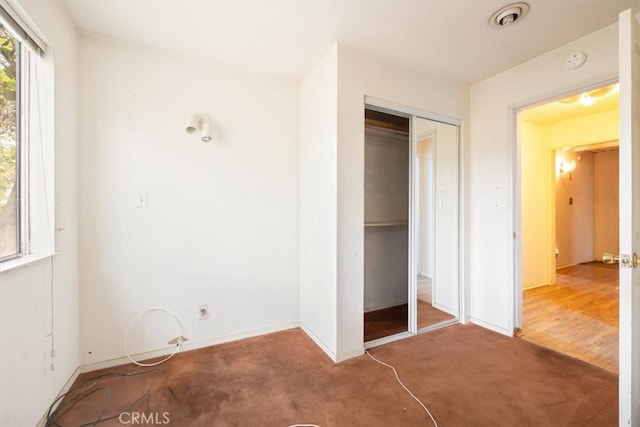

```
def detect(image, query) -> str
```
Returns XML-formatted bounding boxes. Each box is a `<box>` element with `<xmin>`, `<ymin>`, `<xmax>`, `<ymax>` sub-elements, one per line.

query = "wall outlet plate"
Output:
<box><xmin>198</xmin><ymin>304</ymin><xmax>209</xmax><ymax>320</ymax></box>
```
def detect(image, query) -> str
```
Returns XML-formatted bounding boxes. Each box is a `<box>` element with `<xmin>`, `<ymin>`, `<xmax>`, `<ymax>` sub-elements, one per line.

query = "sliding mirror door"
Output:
<box><xmin>363</xmin><ymin>101</ymin><xmax>461</xmax><ymax>346</ymax></box>
<box><xmin>413</xmin><ymin>117</ymin><xmax>460</xmax><ymax>331</ymax></box>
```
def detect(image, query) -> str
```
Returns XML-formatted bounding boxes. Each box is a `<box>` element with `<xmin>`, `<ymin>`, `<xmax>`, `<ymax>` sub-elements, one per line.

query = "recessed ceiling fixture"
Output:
<box><xmin>489</xmin><ymin>2</ymin><xmax>530</xmax><ymax>28</ymax></box>
<box><xmin>558</xmin><ymin>84</ymin><xmax>618</xmax><ymax>107</ymax></box>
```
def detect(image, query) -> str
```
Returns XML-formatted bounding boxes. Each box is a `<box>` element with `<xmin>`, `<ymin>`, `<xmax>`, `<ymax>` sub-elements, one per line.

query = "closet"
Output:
<box><xmin>363</xmin><ymin>109</ymin><xmax>410</xmax><ymax>342</ymax></box>
<box><xmin>363</xmin><ymin>102</ymin><xmax>461</xmax><ymax>345</ymax></box>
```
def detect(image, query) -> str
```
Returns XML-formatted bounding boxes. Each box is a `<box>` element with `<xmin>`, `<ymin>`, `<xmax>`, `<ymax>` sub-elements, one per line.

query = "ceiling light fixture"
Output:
<box><xmin>489</xmin><ymin>2</ymin><xmax>530</xmax><ymax>28</ymax></box>
<box><xmin>558</xmin><ymin>84</ymin><xmax>617</xmax><ymax>106</ymax></box>
<box><xmin>578</xmin><ymin>93</ymin><xmax>596</xmax><ymax>106</ymax></box>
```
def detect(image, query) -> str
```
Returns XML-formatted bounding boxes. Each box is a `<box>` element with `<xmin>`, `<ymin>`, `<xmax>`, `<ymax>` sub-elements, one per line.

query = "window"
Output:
<box><xmin>0</xmin><ymin>2</ymin><xmax>49</xmax><ymax>268</ymax></box>
<box><xmin>0</xmin><ymin>22</ymin><xmax>19</xmax><ymax>260</ymax></box>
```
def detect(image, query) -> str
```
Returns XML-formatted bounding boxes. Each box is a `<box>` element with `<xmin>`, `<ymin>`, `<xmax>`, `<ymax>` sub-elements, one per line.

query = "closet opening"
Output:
<box><xmin>363</xmin><ymin>100</ymin><xmax>461</xmax><ymax>347</ymax></box>
<box><xmin>363</xmin><ymin>109</ymin><xmax>411</xmax><ymax>342</ymax></box>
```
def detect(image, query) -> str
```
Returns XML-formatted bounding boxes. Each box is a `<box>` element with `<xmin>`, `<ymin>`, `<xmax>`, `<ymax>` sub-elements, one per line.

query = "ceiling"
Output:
<box><xmin>520</xmin><ymin>83</ymin><xmax>619</xmax><ymax>125</ymax></box>
<box><xmin>60</xmin><ymin>0</ymin><xmax>635</xmax><ymax>84</ymax></box>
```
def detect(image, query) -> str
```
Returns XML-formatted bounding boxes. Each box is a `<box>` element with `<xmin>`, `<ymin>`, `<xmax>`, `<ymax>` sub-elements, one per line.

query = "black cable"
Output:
<box><xmin>46</xmin><ymin>368</ymin><xmax>162</xmax><ymax>427</ymax></box>
<box><xmin>46</xmin><ymin>387</ymin><xmax>110</xmax><ymax>427</ymax></box>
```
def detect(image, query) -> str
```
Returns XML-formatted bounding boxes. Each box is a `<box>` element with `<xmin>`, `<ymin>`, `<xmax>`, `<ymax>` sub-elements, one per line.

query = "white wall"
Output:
<box><xmin>299</xmin><ymin>45</ymin><xmax>338</xmax><ymax>359</ymax></box>
<box><xmin>364</xmin><ymin>226</ymin><xmax>408</xmax><ymax>311</ymax></box>
<box><xmin>431</xmin><ymin>120</ymin><xmax>460</xmax><ymax>315</ymax></box>
<box><xmin>417</xmin><ymin>137</ymin><xmax>434</xmax><ymax>277</ymax></box>
<box><xmin>469</xmin><ymin>23</ymin><xmax>619</xmax><ymax>335</ymax></box>
<box><xmin>363</xmin><ymin>125</ymin><xmax>409</xmax><ymax>312</ymax></box>
<box><xmin>77</xmin><ymin>36</ymin><xmax>300</xmax><ymax>366</ymax></box>
<box><xmin>336</xmin><ymin>44</ymin><xmax>467</xmax><ymax>360</ymax></box>
<box><xmin>0</xmin><ymin>1</ymin><xmax>79</xmax><ymax>425</ymax></box>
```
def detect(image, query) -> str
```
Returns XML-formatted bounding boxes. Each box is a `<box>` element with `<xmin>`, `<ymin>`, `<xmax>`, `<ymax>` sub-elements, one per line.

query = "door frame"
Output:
<box><xmin>512</xmin><ymin>78</ymin><xmax>619</xmax><ymax>332</ymax></box>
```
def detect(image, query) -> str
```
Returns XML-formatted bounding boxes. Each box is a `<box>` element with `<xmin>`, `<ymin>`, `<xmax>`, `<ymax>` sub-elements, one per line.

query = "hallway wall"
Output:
<box><xmin>555</xmin><ymin>150</ymin><xmax>595</xmax><ymax>267</ymax></box>
<box><xmin>594</xmin><ymin>150</ymin><xmax>620</xmax><ymax>258</ymax></box>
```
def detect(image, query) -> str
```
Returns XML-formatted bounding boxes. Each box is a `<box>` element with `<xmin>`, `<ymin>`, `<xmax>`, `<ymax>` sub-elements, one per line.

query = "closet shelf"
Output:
<box><xmin>364</xmin><ymin>221</ymin><xmax>408</xmax><ymax>227</ymax></box>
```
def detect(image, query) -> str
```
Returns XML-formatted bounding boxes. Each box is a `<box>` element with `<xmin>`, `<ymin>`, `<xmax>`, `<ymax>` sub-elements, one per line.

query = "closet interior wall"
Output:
<box><xmin>363</xmin><ymin>111</ymin><xmax>410</xmax><ymax>317</ymax></box>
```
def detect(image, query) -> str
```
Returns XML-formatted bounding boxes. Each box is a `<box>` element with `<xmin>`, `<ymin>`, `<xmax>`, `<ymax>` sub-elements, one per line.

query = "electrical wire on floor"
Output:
<box><xmin>45</xmin><ymin>369</ymin><xmax>161</xmax><ymax>427</ymax></box>
<box><xmin>124</xmin><ymin>307</ymin><xmax>187</xmax><ymax>367</ymax></box>
<box><xmin>365</xmin><ymin>351</ymin><xmax>439</xmax><ymax>427</ymax></box>
<box><xmin>288</xmin><ymin>424</ymin><xmax>320</xmax><ymax>427</ymax></box>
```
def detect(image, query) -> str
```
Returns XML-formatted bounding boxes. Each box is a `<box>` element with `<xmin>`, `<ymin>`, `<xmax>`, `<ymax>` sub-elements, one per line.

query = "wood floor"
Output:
<box><xmin>364</xmin><ymin>300</ymin><xmax>454</xmax><ymax>342</ymax></box>
<box><xmin>522</xmin><ymin>262</ymin><xmax>619</xmax><ymax>373</ymax></box>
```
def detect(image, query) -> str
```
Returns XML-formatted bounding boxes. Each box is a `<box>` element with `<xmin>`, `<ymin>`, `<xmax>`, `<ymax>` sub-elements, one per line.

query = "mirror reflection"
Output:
<box><xmin>414</xmin><ymin>118</ymin><xmax>459</xmax><ymax>330</ymax></box>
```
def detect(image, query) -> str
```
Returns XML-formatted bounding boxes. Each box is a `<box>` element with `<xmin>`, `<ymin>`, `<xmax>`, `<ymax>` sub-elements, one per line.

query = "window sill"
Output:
<box><xmin>0</xmin><ymin>252</ymin><xmax>56</xmax><ymax>273</ymax></box>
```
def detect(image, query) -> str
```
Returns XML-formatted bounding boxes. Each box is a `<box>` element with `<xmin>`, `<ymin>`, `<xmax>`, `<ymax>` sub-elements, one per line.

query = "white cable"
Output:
<box><xmin>288</xmin><ymin>425</ymin><xmax>320</xmax><ymax>427</ymax></box>
<box><xmin>366</xmin><ymin>351</ymin><xmax>438</xmax><ymax>427</ymax></box>
<box><xmin>124</xmin><ymin>307</ymin><xmax>186</xmax><ymax>367</ymax></box>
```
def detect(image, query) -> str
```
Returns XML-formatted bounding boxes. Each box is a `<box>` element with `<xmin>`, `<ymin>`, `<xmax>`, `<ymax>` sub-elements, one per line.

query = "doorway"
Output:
<box><xmin>517</xmin><ymin>82</ymin><xmax>620</xmax><ymax>373</ymax></box>
<box><xmin>363</xmin><ymin>99</ymin><xmax>461</xmax><ymax>346</ymax></box>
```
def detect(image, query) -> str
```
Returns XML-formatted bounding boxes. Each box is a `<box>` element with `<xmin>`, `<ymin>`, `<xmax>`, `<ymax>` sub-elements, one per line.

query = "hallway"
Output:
<box><xmin>522</xmin><ymin>262</ymin><xmax>619</xmax><ymax>373</ymax></box>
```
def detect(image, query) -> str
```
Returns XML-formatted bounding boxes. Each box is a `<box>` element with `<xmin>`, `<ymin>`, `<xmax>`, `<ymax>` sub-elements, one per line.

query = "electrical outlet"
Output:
<box><xmin>135</xmin><ymin>191</ymin><xmax>148</xmax><ymax>208</ymax></box>
<box><xmin>198</xmin><ymin>304</ymin><xmax>209</xmax><ymax>320</ymax></box>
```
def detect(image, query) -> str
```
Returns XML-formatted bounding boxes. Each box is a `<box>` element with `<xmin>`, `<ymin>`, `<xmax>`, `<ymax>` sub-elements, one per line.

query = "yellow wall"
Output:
<box><xmin>520</xmin><ymin>121</ymin><xmax>553</xmax><ymax>288</ymax></box>
<box><xmin>545</xmin><ymin>108</ymin><xmax>618</xmax><ymax>149</ymax></box>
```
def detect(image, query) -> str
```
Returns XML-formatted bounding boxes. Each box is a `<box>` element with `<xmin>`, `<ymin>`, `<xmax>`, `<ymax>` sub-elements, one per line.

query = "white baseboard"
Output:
<box><xmin>433</xmin><ymin>302</ymin><xmax>457</xmax><ymax>316</ymax></box>
<box><xmin>299</xmin><ymin>323</ymin><xmax>337</xmax><ymax>362</ymax></box>
<box><xmin>364</xmin><ymin>300</ymin><xmax>408</xmax><ymax>313</ymax></box>
<box><xmin>79</xmin><ymin>322</ymin><xmax>300</xmax><ymax>374</ymax></box>
<box><xmin>335</xmin><ymin>346</ymin><xmax>365</xmax><ymax>362</ymax></box>
<box><xmin>469</xmin><ymin>317</ymin><xmax>512</xmax><ymax>337</ymax></box>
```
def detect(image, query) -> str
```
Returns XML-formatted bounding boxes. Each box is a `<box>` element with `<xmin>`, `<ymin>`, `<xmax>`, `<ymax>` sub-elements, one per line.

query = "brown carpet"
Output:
<box><xmin>50</xmin><ymin>324</ymin><xmax>617</xmax><ymax>426</ymax></box>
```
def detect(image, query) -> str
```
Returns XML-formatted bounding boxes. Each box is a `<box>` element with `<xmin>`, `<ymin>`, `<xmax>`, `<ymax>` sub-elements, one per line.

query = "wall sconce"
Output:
<box><xmin>185</xmin><ymin>114</ymin><xmax>212</xmax><ymax>142</ymax></box>
<box><xmin>558</xmin><ymin>159</ymin><xmax>577</xmax><ymax>176</ymax></box>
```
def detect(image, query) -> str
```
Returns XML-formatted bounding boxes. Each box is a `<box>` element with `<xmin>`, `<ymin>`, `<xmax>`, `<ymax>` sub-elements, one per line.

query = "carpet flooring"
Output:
<box><xmin>50</xmin><ymin>324</ymin><xmax>617</xmax><ymax>426</ymax></box>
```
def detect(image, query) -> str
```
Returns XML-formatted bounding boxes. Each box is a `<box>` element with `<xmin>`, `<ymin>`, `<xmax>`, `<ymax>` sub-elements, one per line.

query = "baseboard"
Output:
<box><xmin>556</xmin><ymin>263</ymin><xmax>577</xmax><ymax>269</ymax></box>
<box><xmin>36</xmin><ymin>367</ymin><xmax>80</xmax><ymax>427</ymax></box>
<box><xmin>335</xmin><ymin>346</ymin><xmax>365</xmax><ymax>362</ymax></box>
<box><xmin>79</xmin><ymin>322</ymin><xmax>300</xmax><ymax>374</ymax></box>
<box><xmin>364</xmin><ymin>300</ymin><xmax>409</xmax><ymax>313</ymax></box>
<box><xmin>523</xmin><ymin>282</ymin><xmax>550</xmax><ymax>290</ymax></box>
<box><xmin>433</xmin><ymin>302</ymin><xmax>457</xmax><ymax>316</ymax></box>
<box><xmin>469</xmin><ymin>317</ymin><xmax>512</xmax><ymax>337</ymax></box>
<box><xmin>299</xmin><ymin>323</ymin><xmax>337</xmax><ymax>362</ymax></box>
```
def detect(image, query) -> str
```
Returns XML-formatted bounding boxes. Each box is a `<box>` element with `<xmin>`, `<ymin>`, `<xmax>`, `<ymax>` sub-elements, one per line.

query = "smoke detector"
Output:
<box><xmin>490</xmin><ymin>2</ymin><xmax>530</xmax><ymax>28</ymax></box>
